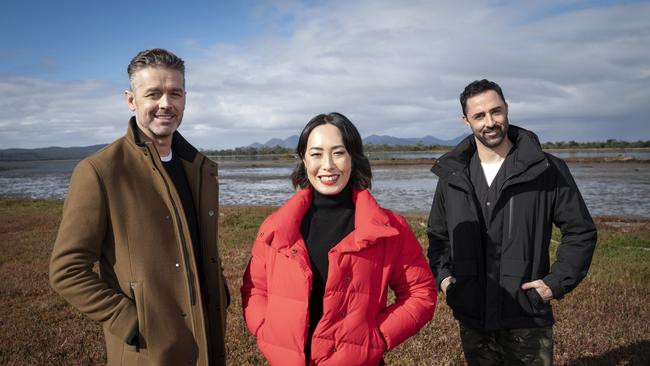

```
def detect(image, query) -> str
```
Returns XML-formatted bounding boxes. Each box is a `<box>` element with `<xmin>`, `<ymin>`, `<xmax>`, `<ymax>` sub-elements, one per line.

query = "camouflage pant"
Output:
<box><xmin>459</xmin><ymin>322</ymin><xmax>553</xmax><ymax>366</ymax></box>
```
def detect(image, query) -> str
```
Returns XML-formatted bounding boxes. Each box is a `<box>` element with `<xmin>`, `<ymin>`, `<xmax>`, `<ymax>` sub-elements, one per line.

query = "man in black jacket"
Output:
<box><xmin>427</xmin><ymin>79</ymin><xmax>597</xmax><ymax>365</ymax></box>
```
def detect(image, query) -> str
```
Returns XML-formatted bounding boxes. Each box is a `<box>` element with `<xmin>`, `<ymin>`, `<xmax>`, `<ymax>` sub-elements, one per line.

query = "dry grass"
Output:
<box><xmin>1</xmin><ymin>199</ymin><xmax>648</xmax><ymax>365</ymax></box>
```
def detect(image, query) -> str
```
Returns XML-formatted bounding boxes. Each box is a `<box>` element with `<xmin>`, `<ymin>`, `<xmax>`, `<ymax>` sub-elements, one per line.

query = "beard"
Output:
<box><xmin>474</xmin><ymin>120</ymin><xmax>509</xmax><ymax>148</ymax></box>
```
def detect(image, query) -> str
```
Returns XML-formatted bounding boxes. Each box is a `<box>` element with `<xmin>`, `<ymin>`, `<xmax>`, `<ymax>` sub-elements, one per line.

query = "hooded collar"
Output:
<box><xmin>263</xmin><ymin>187</ymin><xmax>399</xmax><ymax>253</ymax></box>
<box><xmin>431</xmin><ymin>124</ymin><xmax>546</xmax><ymax>179</ymax></box>
<box><xmin>126</xmin><ymin>116</ymin><xmax>198</xmax><ymax>162</ymax></box>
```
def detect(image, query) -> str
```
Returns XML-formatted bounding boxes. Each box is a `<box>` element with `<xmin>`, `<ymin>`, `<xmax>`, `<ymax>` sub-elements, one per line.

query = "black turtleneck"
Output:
<box><xmin>300</xmin><ymin>184</ymin><xmax>355</xmax><ymax>355</ymax></box>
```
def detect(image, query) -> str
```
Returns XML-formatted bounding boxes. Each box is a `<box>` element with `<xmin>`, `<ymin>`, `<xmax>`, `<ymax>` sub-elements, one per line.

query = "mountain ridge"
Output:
<box><xmin>0</xmin><ymin>134</ymin><xmax>465</xmax><ymax>160</ymax></box>
<box><xmin>249</xmin><ymin>134</ymin><xmax>466</xmax><ymax>148</ymax></box>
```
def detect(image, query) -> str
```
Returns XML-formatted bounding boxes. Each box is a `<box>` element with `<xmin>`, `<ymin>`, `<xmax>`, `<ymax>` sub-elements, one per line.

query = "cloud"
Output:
<box><xmin>2</xmin><ymin>0</ymin><xmax>649</xmax><ymax>148</ymax></box>
<box><xmin>0</xmin><ymin>77</ymin><xmax>128</xmax><ymax>148</ymax></box>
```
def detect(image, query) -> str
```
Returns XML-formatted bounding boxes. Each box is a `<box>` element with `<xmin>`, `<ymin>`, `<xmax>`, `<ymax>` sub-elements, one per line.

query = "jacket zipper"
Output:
<box><xmin>508</xmin><ymin>196</ymin><xmax>514</xmax><ymax>240</ymax></box>
<box><xmin>145</xmin><ymin>145</ymin><xmax>196</xmax><ymax>305</ymax></box>
<box><xmin>197</xmin><ymin>157</ymin><xmax>205</xmax><ymax>263</ymax></box>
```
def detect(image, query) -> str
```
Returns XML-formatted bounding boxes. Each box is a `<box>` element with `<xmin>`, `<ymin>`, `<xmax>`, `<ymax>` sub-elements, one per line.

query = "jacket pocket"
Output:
<box><xmin>129</xmin><ymin>281</ymin><xmax>147</xmax><ymax>350</ymax></box>
<box><xmin>500</xmin><ymin>259</ymin><xmax>550</xmax><ymax>317</ymax></box>
<box><xmin>312</xmin><ymin>321</ymin><xmax>386</xmax><ymax>366</ymax></box>
<box><xmin>447</xmin><ymin>260</ymin><xmax>481</xmax><ymax>319</ymax></box>
<box><xmin>525</xmin><ymin>288</ymin><xmax>551</xmax><ymax>316</ymax></box>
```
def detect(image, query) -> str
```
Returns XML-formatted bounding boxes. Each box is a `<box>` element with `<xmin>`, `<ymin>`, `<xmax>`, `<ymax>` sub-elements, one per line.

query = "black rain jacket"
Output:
<box><xmin>427</xmin><ymin>125</ymin><xmax>597</xmax><ymax>330</ymax></box>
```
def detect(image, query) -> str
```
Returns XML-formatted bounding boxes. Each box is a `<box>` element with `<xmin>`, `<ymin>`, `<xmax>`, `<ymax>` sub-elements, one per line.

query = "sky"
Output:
<box><xmin>1</xmin><ymin>0</ymin><xmax>649</xmax><ymax>149</ymax></box>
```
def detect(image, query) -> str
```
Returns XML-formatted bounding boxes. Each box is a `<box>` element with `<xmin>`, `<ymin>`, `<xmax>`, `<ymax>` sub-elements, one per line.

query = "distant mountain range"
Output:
<box><xmin>248</xmin><ymin>135</ymin><xmax>299</xmax><ymax>149</ymax></box>
<box><xmin>0</xmin><ymin>144</ymin><xmax>108</xmax><ymax>161</ymax></box>
<box><xmin>0</xmin><ymin>134</ymin><xmax>465</xmax><ymax>161</ymax></box>
<box><xmin>363</xmin><ymin>134</ymin><xmax>465</xmax><ymax>146</ymax></box>
<box><xmin>249</xmin><ymin>134</ymin><xmax>466</xmax><ymax>148</ymax></box>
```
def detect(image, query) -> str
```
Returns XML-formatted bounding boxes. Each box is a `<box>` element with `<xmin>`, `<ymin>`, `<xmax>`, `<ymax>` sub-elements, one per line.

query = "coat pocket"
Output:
<box><xmin>525</xmin><ymin>287</ymin><xmax>551</xmax><ymax>316</ymax></box>
<box><xmin>129</xmin><ymin>281</ymin><xmax>147</xmax><ymax>350</ymax></box>
<box><xmin>447</xmin><ymin>260</ymin><xmax>482</xmax><ymax>319</ymax></box>
<box><xmin>312</xmin><ymin>321</ymin><xmax>386</xmax><ymax>366</ymax></box>
<box><xmin>500</xmin><ymin>259</ymin><xmax>550</xmax><ymax>317</ymax></box>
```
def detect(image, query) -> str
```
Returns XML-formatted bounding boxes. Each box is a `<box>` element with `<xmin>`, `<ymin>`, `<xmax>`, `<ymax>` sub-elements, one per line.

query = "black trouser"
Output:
<box><xmin>459</xmin><ymin>322</ymin><xmax>553</xmax><ymax>366</ymax></box>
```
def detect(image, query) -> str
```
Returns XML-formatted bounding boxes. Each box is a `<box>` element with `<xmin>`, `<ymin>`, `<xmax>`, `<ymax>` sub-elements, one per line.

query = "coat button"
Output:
<box><xmin>175</xmin><ymin>263</ymin><xmax>180</xmax><ymax>268</ymax></box>
<box><xmin>345</xmin><ymin>275</ymin><xmax>352</xmax><ymax>282</ymax></box>
<box><xmin>165</xmin><ymin>215</ymin><xmax>170</xmax><ymax>220</ymax></box>
<box><xmin>208</xmin><ymin>210</ymin><xmax>215</xmax><ymax>217</ymax></box>
<box><xmin>340</xmin><ymin>311</ymin><xmax>347</xmax><ymax>317</ymax></box>
<box><xmin>331</xmin><ymin>346</ymin><xmax>337</xmax><ymax>353</ymax></box>
<box><xmin>486</xmin><ymin>201</ymin><xmax>491</xmax><ymax>206</ymax></box>
<box><xmin>290</xmin><ymin>248</ymin><xmax>298</xmax><ymax>254</ymax></box>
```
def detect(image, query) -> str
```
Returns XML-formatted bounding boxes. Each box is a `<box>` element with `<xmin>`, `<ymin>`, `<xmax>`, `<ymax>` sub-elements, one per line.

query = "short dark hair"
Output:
<box><xmin>460</xmin><ymin>79</ymin><xmax>506</xmax><ymax>116</ymax></box>
<box><xmin>127</xmin><ymin>48</ymin><xmax>185</xmax><ymax>89</ymax></box>
<box><xmin>291</xmin><ymin>112</ymin><xmax>372</xmax><ymax>190</ymax></box>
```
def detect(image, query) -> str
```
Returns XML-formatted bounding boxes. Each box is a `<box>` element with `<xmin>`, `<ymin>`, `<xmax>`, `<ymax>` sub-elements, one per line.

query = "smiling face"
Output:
<box><xmin>463</xmin><ymin>89</ymin><xmax>509</xmax><ymax>149</ymax></box>
<box><xmin>125</xmin><ymin>66</ymin><xmax>186</xmax><ymax>143</ymax></box>
<box><xmin>303</xmin><ymin>123</ymin><xmax>352</xmax><ymax>195</ymax></box>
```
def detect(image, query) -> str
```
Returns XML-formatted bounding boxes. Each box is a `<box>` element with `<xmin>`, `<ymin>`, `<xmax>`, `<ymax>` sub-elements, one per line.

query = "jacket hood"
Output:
<box><xmin>259</xmin><ymin>188</ymin><xmax>399</xmax><ymax>253</ymax></box>
<box><xmin>126</xmin><ymin>116</ymin><xmax>198</xmax><ymax>162</ymax></box>
<box><xmin>431</xmin><ymin>124</ymin><xmax>545</xmax><ymax>179</ymax></box>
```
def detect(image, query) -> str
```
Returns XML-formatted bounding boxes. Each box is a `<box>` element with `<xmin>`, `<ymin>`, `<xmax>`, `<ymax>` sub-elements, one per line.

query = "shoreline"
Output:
<box><xmin>2</xmin><ymin>147</ymin><xmax>649</xmax><ymax>165</ymax></box>
<box><xmin>213</xmin><ymin>155</ymin><xmax>649</xmax><ymax>168</ymax></box>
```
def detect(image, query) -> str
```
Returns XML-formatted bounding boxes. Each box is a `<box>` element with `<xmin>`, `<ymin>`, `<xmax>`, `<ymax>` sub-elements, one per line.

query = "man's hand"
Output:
<box><xmin>441</xmin><ymin>276</ymin><xmax>456</xmax><ymax>296</ymax></box>
<box><xmin>521</xmin><ymin>280</ymin><xmax>553</xmax><ymax>302</ymax></box>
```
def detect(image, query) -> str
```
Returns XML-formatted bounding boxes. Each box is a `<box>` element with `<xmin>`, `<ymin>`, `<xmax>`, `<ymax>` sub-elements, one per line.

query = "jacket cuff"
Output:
<box><xmin>542</xmin><ymin>274</ymin><xmax>565</xmax><ymax>300</ymax></box>
<box><xmin>436</xmin><ymin>267</ymin><xmax>452</xmax><ymax>290</ymax></box>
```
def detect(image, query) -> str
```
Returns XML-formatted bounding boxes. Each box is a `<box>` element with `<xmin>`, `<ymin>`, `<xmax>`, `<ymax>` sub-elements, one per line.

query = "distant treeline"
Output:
<box><xmin>202</xmin><ymin>146</ymin><xmax>295</xmax><ymax>157</ymax></box>
<box><xmin>541</xmin><ymin>139</ymin><xmax>650</xmax><ymax>149</ymax></box>
<box><xmin>202</xmin><ymin>140</ymin><xmax>650</xmax><ymax>156</ymax></box>
<box><xmin>2</xmin><ymin>140</ymin><xmax>648</xmax><ymax>161</ymax></box>
<box><xmin>202</xmin><ymin>143</ymin><xmax>454</xmax><ymax>156</ymax></box>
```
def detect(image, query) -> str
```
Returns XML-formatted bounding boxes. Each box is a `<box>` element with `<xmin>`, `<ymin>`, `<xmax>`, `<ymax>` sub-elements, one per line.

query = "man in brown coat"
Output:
<box><xmin>50</xmin><ymin>48</ymin><xmax>229</xmax><ymax>365</ymax></box>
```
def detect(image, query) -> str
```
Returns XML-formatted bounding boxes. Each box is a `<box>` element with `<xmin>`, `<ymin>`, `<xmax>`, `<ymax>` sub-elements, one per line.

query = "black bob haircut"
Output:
<box><xmin>291</xmin><ymin>112</ymin><xmax>372</xmax><ymax>190</ymax></box>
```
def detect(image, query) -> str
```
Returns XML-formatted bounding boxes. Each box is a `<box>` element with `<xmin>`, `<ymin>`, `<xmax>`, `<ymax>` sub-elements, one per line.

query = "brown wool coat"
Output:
<box><xmin>50</xmin><ymin>117</ymin><xmax>228</xmax><ymax>365</ymax></box>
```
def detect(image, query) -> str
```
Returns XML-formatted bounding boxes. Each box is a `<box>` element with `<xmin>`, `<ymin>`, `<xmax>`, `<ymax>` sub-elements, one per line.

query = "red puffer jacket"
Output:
<box><xmin>241</xmin><ymin>188</ymin><xmax>437</xmax><ymax>366</ymax></box>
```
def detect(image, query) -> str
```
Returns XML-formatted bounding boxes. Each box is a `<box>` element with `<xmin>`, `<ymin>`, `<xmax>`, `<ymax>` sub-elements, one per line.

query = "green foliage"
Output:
<box><xmin>201</xmin><ymin>145</ymin><xmax>294</xmax><ymax>157</ymax></box>
<box><xmin>363</xmin><ymin>143</ymin><xmax>452</xmax><ymax>152</ymax></box>
<box><xmin>542</xmin><ymin>139</ymin><xmax>650</xmax><ymax>149</ymax></box>
<box><xmin>200</xmin><ymin>139</ymin><xmax>650</xmax><ymax>157</ymax></box>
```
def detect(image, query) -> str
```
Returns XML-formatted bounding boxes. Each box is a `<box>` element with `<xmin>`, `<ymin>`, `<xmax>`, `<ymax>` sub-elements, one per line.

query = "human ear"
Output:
<box><xmin>125</xmin><ymin>90</ymin><xmax>136</xmax><ymax>112</ymax></box>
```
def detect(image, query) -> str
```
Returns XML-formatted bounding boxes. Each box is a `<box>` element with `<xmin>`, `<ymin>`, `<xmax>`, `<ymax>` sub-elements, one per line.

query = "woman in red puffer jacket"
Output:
<box><xmin>241</xmin><ymin>112</ymin><xmax>437</xmax><ymax>366</ymax></box>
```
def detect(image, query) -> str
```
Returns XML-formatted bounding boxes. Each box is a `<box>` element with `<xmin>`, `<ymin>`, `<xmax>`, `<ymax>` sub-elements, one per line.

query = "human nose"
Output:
<box><xmin>485</xmin><ymin>113</ymin><xmax>496</xmax><ymax>127</ymax></box>
<box><xmin>159</xmin><ymin>94</ymin><xmax>170</xmax><ymax>109</ymax></box>
<box><xmin>322</xmin><ymin>153</ymin><xmax>336</xmax><ymax>170</ymax></box>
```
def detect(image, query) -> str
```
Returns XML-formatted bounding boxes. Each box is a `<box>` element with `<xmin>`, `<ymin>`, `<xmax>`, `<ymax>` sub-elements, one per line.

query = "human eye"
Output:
<box><xmin>145</xmin><ymin>91</ymin><xmax>161</xmax><ymax>98</ymax></box>
<box><xmin>333</xmin><ymin>149</ymin><xmax>347</xmax><ymax>156</ymax></box>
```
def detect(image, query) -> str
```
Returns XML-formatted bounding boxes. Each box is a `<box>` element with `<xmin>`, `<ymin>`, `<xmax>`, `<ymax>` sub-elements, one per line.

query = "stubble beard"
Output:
<box><xmin>147</xmin><ymin>118</ymin><xmax>181</xmax><ymax>140</ymax></box>
<box><xmin>475</xmin><ymin>122</ymin><xmax>509</xmax><ymax>149</ymax></box>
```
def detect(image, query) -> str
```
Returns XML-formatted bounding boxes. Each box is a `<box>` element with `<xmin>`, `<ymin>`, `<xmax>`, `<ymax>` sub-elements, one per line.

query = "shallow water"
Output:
<box><xmin>1</xmin><ymin>159</ymin><xmax>648</xmax><ymax>218</ymax></box>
